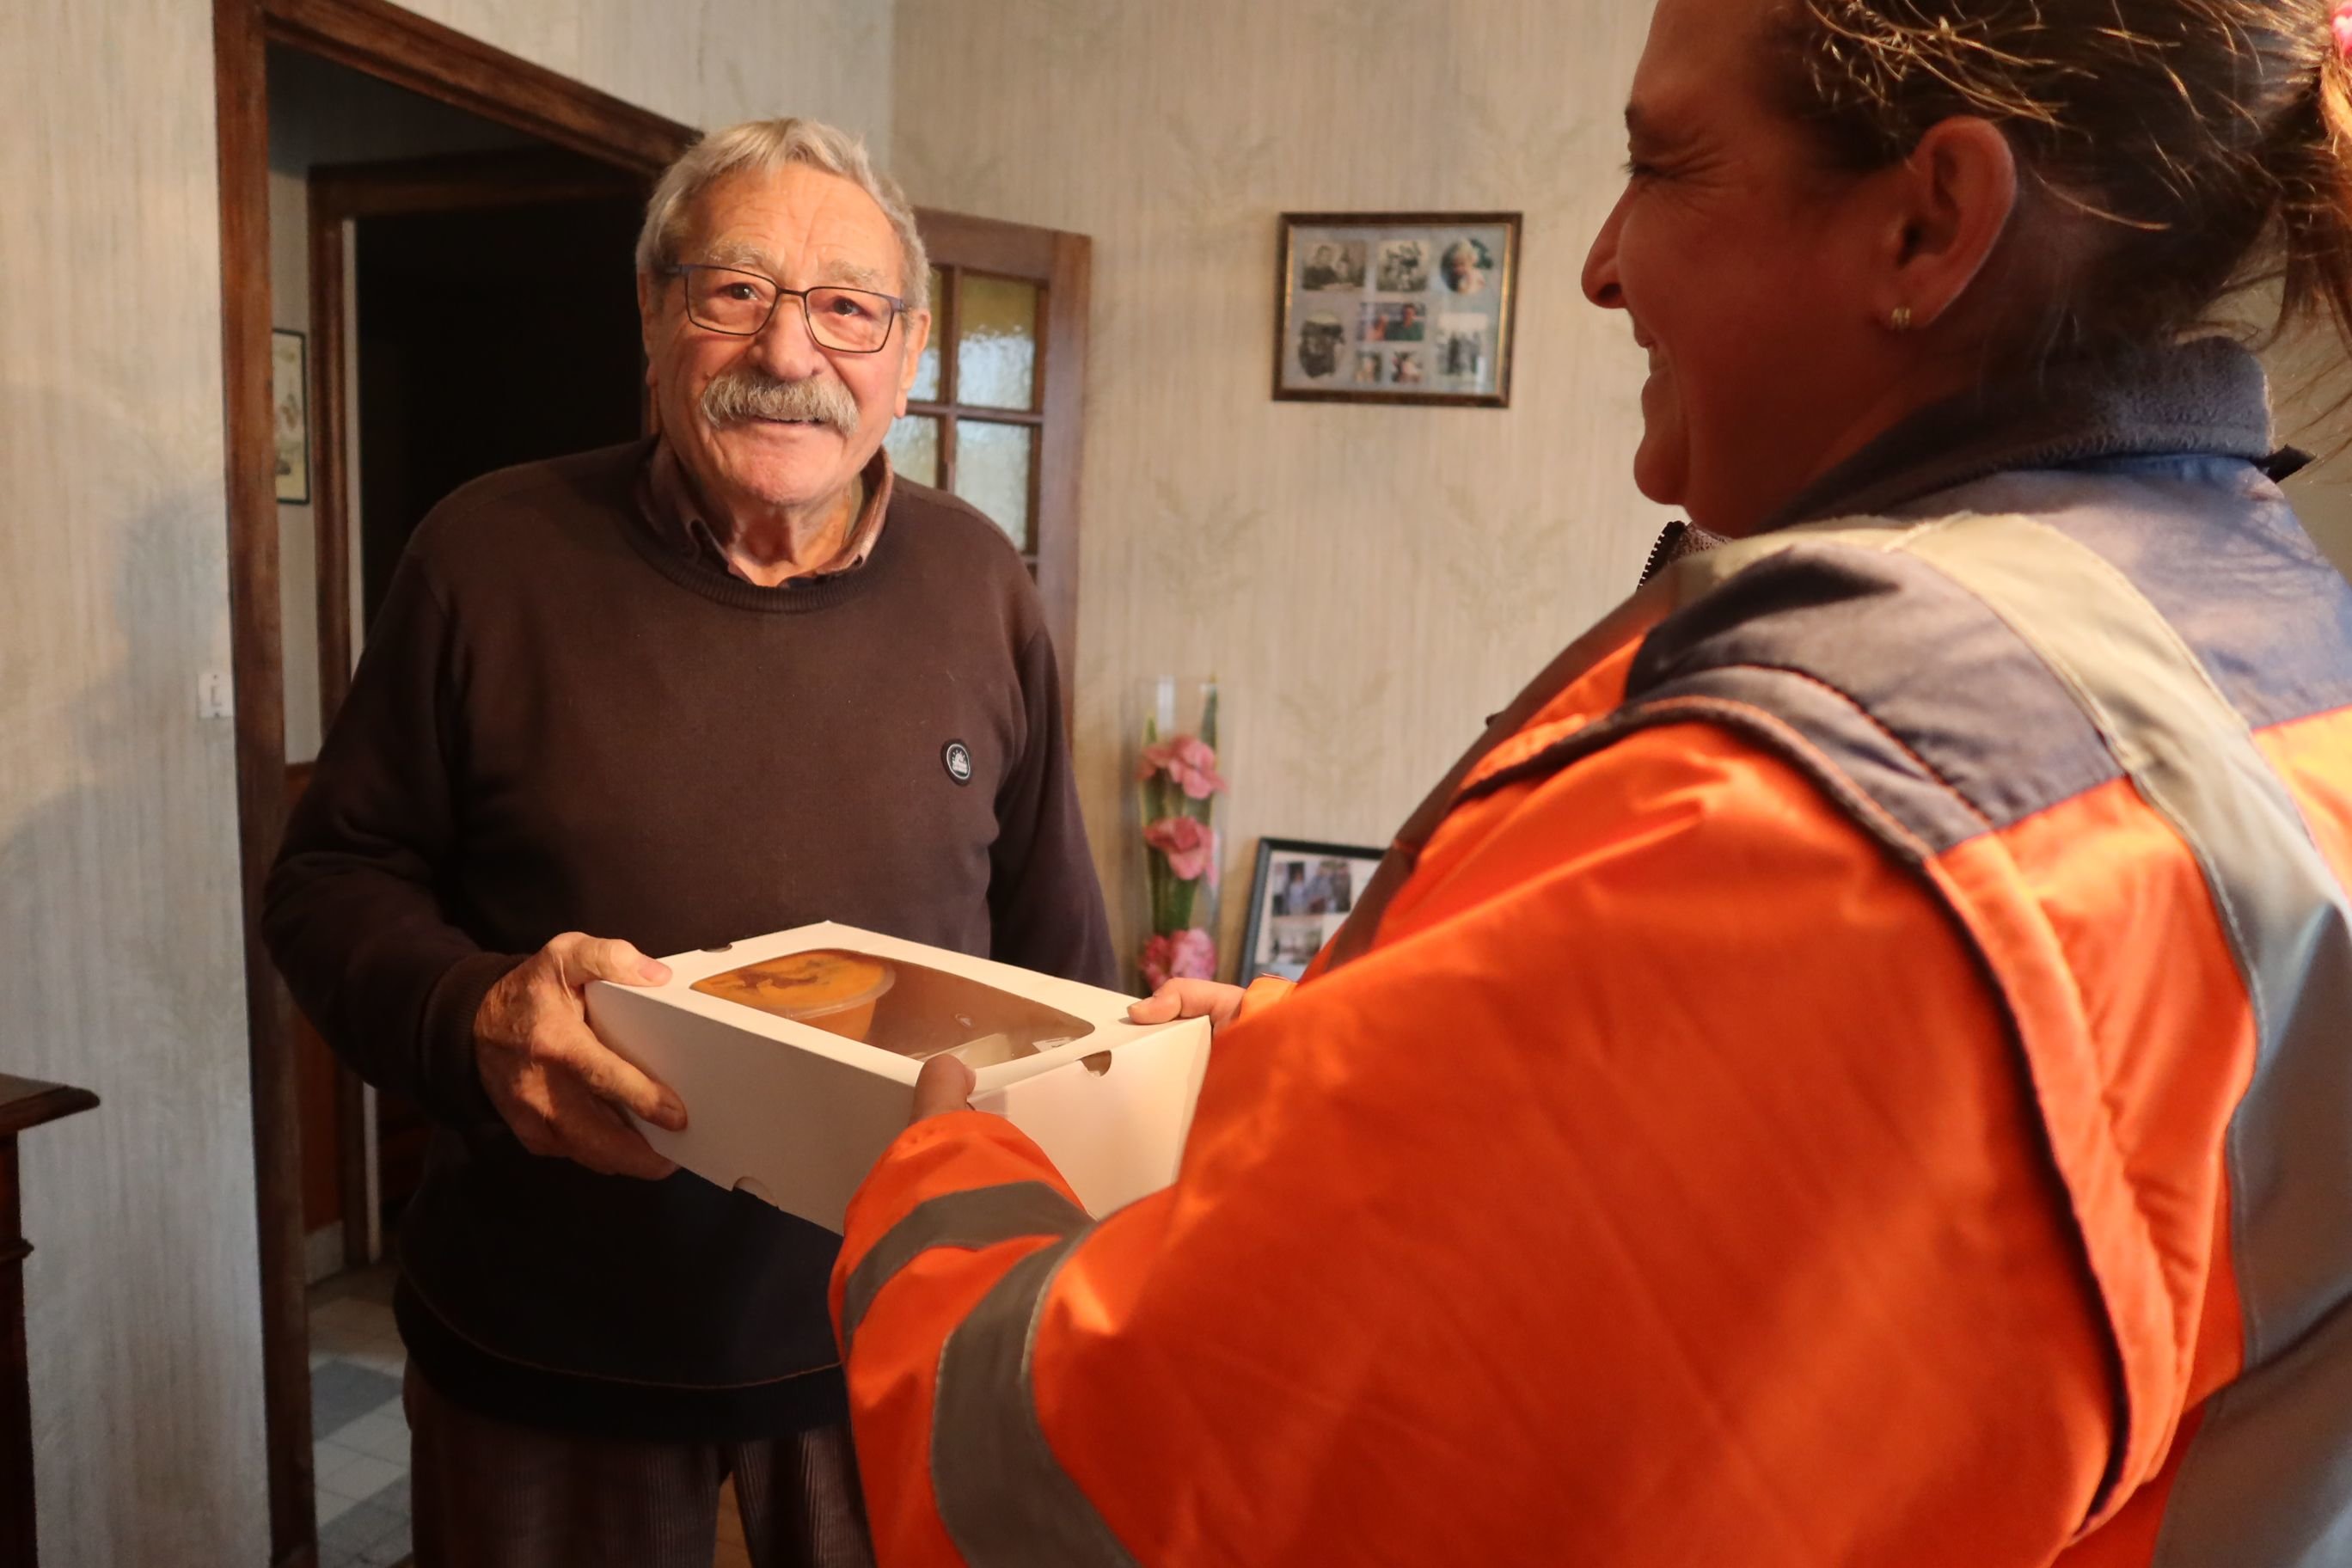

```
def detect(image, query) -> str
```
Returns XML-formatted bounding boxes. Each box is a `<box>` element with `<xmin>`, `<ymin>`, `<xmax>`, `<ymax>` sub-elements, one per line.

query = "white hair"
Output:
<box><xmin>635</xmin><ymin>118</ymin><xmax>929</xmax><ymax>314</ymax></box>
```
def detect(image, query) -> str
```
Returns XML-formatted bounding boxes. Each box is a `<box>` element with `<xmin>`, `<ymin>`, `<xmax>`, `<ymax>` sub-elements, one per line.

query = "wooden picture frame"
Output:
<box><xmin>1240</xmin><ymin>836</ymin><xmax>1387</xmax><ymax>983</ymax></box>
<box><xmin>1273</xmin><ymin>211</ymin><xmax>1520</xmax><ymax>407</ymax></box>
<box><xmin>272</xmin><ymin>328</ymin><xmax>311</xmax><ymax>504</ymax></box>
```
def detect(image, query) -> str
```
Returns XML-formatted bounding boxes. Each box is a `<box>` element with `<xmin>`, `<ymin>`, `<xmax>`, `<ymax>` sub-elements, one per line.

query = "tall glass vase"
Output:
<box><xmin>1131</xmin><ymin>677</ymin><xmax>1225</xmax><ymax>994</ymax></box>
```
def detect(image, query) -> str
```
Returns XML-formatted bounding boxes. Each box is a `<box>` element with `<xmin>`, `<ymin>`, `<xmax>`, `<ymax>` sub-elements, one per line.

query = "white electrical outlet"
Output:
<box><xmin>198</xmin><ymin>671</ymin><xmax>235</xmax><ymax>720</ymax></box>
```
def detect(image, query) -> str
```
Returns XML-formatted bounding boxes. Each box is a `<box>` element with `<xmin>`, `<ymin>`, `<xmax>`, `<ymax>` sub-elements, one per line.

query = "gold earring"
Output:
<box><xmin>1890</xmin><ymin>304</ymin><xmax>1914</xmax><ymax>333</ymax></box>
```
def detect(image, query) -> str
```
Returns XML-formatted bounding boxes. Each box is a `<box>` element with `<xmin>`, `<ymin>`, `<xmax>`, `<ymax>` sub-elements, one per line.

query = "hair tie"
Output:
<box><xmin>2335</xmin><ymin>0</ymin><xmax>2352</xmax><ymax>62</ymax></box>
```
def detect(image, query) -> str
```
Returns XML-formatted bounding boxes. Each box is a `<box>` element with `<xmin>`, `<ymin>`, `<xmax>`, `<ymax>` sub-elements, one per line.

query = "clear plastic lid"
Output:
<box><xmin>692</xmin><ymin>947</ymin><xmax>1096</xmax><ymax>1068</ymax></box>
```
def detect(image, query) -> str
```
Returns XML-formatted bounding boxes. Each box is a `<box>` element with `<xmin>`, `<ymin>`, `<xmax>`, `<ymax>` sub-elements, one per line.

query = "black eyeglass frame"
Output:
<box><xmin>662</xmin><ymin>263</ymin><xmax>910</xmax><ymax>353</ymax></box>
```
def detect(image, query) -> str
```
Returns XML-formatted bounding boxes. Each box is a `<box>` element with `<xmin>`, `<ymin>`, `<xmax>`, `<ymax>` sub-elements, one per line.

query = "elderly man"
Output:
<box><xmin>265</xmin><ymin>118</ymin><xmax>1111</xmax><ymax>1567</ymax></box>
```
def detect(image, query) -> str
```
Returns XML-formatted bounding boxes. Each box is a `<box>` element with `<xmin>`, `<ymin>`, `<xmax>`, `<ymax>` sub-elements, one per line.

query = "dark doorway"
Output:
<box><xmin>320</xmin><ymin>162</ymin><xmax>650</xmax><ymax>1259</ymax></box>
<box><xmin>354</xmin><ymin>196</ymin><xmax>645</xmax><ymax>628</ymax></box>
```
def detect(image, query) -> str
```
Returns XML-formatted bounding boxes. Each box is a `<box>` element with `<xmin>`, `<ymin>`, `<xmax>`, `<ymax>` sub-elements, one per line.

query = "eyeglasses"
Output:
<box><xmin>665</xmin><ymin>264</ymin><xmax>906</xmax><ymax>353</ymax></box>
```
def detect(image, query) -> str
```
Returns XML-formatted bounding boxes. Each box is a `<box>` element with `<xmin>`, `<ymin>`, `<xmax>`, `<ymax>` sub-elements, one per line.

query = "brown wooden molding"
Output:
<box><xmin>902</xmin><ymin>402</ymin><xmax>1044</xmax><ymax>426</ymax></box>
<box><xmin>311</xmin><ymin>147</ymin><xmax>647</xmax><ymax>218</ymax></box>
<box><xmin>214</xmin><ymin>0</ymin><xmax>319</xmax><ymax>1560</ymax></box>
<box><xmin>1033</xmin><ymin>231</ymin><xmax>1091</xmax><ymax>709</ymax></box>
<box><xmin>219</xmin><ymin>2</ymin><xmax>698</xmax><ymax>1562</ymax></box>
<box><xmin>914</xmin><ymin>207</ymin><xmax>1063</xmax><ymax>280</ymax></box>
<box><xmin>308</xmin><ymin>208</ymin><xmax>354</xmax><ymax>731</ymax></box>
<box><xmin>261</xmin><ymin>0</ymin><xmax>694</xmax><ymax>173</ymax></box>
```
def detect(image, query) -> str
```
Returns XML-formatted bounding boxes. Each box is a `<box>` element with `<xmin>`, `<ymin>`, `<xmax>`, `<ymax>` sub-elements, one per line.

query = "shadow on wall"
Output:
<box><xmin>2285</xmin><ymin>466</ymin><xmax>2352</xmax><ymax>583</ymax></box>
<box><xmin>0</xmin><ymin>381</ymin><xmax>270</xmax><ymax>1559</ymax></box>
<box><xmin>2264</xmin><ymin>325</ymin><xmax>2352</xmax><ymax>574</ymax></box>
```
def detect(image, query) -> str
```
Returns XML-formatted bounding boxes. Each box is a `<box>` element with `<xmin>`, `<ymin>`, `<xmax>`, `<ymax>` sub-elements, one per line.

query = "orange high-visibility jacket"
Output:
<box><xmin>830</xmin><ymin>341</ymin><xmax>2352</xmax><ymax>1566</ymax></box>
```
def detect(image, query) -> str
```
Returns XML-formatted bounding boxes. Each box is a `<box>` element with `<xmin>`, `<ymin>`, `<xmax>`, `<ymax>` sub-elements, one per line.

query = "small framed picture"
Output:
<box><xmin>1240</xmin><ymin>837</ymin><xmax>1387</xmax><ymax>983</ymax></box>
<box><xmin>272</xmin><ymin>328</ymin><xmax>310</xmax><ymax>504</ymax></box>
<box><xmin>1274</xmin><ymin>211</ymin><xmax>1520</xmax><ymax>407</ymax></box>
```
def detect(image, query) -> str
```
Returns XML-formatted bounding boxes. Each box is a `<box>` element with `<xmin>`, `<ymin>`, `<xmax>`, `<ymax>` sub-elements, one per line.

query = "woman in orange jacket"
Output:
<box><xmin>830</xmin><ymin>0</ymin><xmax>2352</xmax><ymax>1561</ymax></box>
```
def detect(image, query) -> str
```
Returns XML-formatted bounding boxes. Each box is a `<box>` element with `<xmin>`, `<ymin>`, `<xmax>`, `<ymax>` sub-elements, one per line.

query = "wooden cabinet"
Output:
<box><xmin>0</xmin><ymin>1073</ymin><xmax>98</xmax><ymax>1568</ymax></box>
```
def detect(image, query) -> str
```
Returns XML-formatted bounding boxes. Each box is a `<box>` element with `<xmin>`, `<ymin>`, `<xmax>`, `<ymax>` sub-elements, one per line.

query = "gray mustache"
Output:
<box><xmin>700</xmin><ymin>369</ymin><xmax>859</xmax><ymax>434</ymax></box>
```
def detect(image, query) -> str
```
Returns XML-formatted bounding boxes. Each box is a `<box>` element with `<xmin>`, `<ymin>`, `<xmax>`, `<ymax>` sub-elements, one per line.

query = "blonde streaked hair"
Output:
<box><xmin>635</xmin><ymin>118</ymin><xmax>930</xmax><ymax>313</ymax></box>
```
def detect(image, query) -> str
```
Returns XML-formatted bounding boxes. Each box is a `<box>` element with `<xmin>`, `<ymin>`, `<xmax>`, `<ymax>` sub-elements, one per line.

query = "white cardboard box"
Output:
<box><xmin>585</xmin><ymin>922</ymin><xmax>1211</xmax><ymax>1234</ymax></box>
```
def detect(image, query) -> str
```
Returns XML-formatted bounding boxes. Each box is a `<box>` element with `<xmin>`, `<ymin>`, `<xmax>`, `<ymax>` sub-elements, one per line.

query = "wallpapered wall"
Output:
<box><xmin>891</xmin><ymin>0</ymin><xmax>1676</xmax><ymax>974</ymax></box>
<box><xmin>0</xmin><ymin>1</ymin><xmax>893</xmax><ymax>1560</ymax></box>
<box><xmin>2274</xmin><ymin>331</ymin><xmax>2352</xmax><ymax>565</ymax></box>
<box><xmin>393</xmin><ymin>0</ymin><xmax>894</xmax><ymax>150</ymax></box>
<box><xmin>0</xmin><ymin>0</ymin><xmax>269</xmax><ymax>1558</ymax></box>
<box><xmin>891</xmin><ymin>2</ymin><xmax>2350</xmax><ymax>977</ymax></box>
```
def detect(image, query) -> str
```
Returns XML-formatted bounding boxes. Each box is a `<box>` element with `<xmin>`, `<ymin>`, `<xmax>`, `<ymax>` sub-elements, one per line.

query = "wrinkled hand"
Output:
<box><xmin>475</xmin><ymin>933</ymin><xmax>686</xmax><ymax>1179</ymax></box>
<box><xmin>1126</xmin><ymin>977</ymin><xmax>1247</xmax><ymax>1035</ymax></box>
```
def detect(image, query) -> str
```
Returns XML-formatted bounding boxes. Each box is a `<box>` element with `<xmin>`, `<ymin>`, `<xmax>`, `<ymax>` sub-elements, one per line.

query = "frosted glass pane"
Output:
<box><xmin>908</xmin><ymin>266</ymin><xmax>945</xmax><ymax>401</ymax></box>
<box><xmin>952</xmin><ymin>420</ymin><xmax>1033</xmax><ymax>551</ymax></box>
<box><xmin>885</xmin><ymin>413</ymin><xmax>940</xmax><ymax>487</ymax></box>
<box><xmin>957</xmin><ymin>274</ymin><xmax>1038</xmax><ymax>410</ymax></box>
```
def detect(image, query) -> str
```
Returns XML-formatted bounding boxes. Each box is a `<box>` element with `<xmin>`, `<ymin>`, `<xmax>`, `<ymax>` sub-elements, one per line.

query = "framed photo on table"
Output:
<box><xmin>1273</xmin><ymin>211</ymin><xmax>1520</xmax><ymax>407</ymax></box>
<box><xmin>1240</xmin><ymin>837</ymin><xmax>1387</xmax><ymax>983</ymax></box>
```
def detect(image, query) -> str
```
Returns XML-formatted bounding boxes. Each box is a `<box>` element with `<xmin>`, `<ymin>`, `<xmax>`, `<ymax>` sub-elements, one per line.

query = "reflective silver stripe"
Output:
<box><xmin>1881</xmin><ymin>514</ymin><xmax>2352</xmax><ymax>1561</ymax></box>
<box><xmin>840</xmin><ymin>1181</ymin><xmax>1087</xmax><ymax>1357</ymax></box>
<box><xmin>2162</xmin><ymin>1300</ymin><xmax>2352</xmax><ymax>1565</ymax></box>
<box><xmin>1663</xmin><ymin>511</ymin><xmax>1920</xmax><ymax>602</ymax></box>
<box><xmin>932</xmin><ymin>1229</ymin><xmax>1139</xmax><ymax>1568</ymax></box>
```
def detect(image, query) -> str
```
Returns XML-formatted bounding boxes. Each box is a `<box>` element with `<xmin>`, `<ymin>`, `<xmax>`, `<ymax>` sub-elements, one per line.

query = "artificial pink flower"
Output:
<box><xmin>1141</xmin><ymin>934</ymin><xmax>1174</xmax><ymax>991</ymax></box>
<box><xmin>1136</xmin><ymin>733</ymin><xmax>1228</xmax><ymax>799</ymax></box>
<box><xmin>1141</xmin><ymin>928</ymin><xmax>1217</xmax><ymax>990</ymax></box>
<box><xmin>1167</xmin><ymin>927</ymin><xmax>1216</xmax><ymax>979</ymax></box>
<box><xmin>1143</xmin><ymin>815</ymin><xmax>1217</xmax><ymax>882</ymax></box>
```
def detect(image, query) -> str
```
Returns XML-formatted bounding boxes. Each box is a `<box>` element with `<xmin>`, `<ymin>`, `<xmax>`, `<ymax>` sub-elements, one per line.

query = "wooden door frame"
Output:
<box><xmin>211</xmin><ymin>1</ymin><xmax>692</xmax><ymax>1559</ymax></box>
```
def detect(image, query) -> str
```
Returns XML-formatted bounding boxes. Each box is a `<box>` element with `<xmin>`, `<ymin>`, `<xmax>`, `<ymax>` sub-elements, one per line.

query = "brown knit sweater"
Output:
<box><xmin>265</xmin><ymin>438</ymin><xmax>1112</xmax><ymax>1438</ymax></box>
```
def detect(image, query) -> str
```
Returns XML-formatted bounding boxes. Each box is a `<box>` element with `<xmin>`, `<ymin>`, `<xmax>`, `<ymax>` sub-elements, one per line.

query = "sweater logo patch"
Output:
<box><xmin>942</xmin><ymin>740</ymin><xmax>974</xmax><ymax>785</ymax></box>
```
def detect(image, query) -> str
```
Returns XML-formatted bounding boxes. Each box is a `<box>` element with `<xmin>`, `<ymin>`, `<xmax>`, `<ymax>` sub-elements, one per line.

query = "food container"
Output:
<box><xmin>585</xmin><ymin>922</ymin><xmax>1213</xmax><ymax>1232</ymax></box>
<box><xmin>691</xmin><ymin>950</ymin><xmax>897</xmax><ymax>1043</ymax></box>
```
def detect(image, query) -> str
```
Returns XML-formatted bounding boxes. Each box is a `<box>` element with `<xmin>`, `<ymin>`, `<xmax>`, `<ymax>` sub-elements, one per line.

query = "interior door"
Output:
<box><xmin>886</xmin><ymin>210</ymin><xmax>1092</xmax><ymax>687</ymax></box>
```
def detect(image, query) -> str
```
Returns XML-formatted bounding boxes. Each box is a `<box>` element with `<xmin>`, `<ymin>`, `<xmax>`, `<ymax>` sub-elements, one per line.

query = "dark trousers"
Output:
<box><xmin>404</xmin><ymin>1364</ymin><xmax>875</xmax><ymax>1568</ymax></box>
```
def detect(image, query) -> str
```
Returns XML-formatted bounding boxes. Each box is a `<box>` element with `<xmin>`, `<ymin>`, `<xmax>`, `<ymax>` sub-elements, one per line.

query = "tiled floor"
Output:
<box><xmin>308</xmin><ymin>1265</ymin><xmax>413</xmax><ymax>1568</ymax></box>
<box><xmin>307</xmin><ymin>1262</ymin><xmax>756</xmax><ymax>1568</ymax></box>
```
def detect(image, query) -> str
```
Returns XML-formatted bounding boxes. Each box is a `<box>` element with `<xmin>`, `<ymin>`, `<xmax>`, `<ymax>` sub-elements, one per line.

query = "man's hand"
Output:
<box><xmin>1127</xmin><ymin>978</ymin><xmax>1247</xmax><ymax>1034</ymax></box>
<box><xmin>475</xmin><ymin>933</ymin><xmax>687</xmax><ymax>1179</ymax></box>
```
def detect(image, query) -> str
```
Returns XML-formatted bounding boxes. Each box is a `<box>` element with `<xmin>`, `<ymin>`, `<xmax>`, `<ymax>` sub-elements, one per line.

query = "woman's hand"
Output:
<box><xmin>910</xmin><ymin>1055</ymin><xmax>978</xmax><ymax>1124</ymax></box>
<box><xmin>905</xmin><ymin>977</ymin><xmax>1252</xmax><ymax>1128</ymax></box>
<box><xmin>1127</xmin><ymin>978</ymin><xmax>1248</xmax><ymax>1034</ymax></box>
